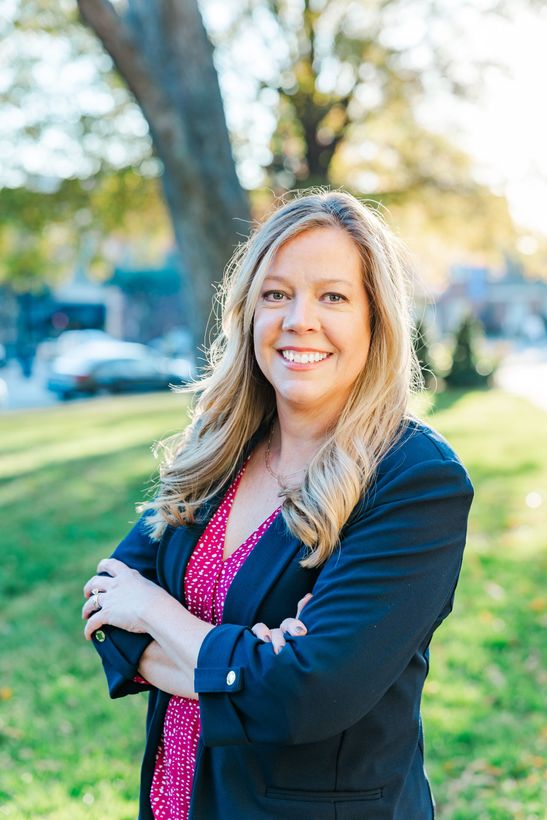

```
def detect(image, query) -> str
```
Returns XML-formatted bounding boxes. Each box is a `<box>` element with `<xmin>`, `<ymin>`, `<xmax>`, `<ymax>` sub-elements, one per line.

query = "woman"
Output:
<box><xmin>83</xmin><ymin>190</ymin><xmax>473</xmax><ymax>819</ymax></box>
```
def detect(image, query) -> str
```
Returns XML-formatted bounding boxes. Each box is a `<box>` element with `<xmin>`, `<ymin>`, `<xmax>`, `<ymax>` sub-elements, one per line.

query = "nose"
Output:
<box><xmin>281</xmin><ymin>295</ymin><xmax>321</xmax><ymax>333</ymax></box>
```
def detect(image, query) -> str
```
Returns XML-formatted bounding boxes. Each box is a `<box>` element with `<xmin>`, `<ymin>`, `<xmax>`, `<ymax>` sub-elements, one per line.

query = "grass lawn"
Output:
<box><xmin>0</xmin><ymin>389</ymin><xmax>545</xmax><ymax>818</ymax></box>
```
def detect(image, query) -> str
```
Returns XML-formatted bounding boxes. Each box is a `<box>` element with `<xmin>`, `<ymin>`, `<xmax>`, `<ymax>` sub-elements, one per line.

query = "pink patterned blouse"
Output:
<box><xmin>149</xmin><ymin>456</ymin><xmax>282</xmax><ymax>820</ymax></box>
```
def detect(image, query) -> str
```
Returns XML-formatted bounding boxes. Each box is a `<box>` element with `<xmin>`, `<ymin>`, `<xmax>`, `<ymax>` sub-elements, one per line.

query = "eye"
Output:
<box><xmin>262</xmin><ymin>290</ymin><xmax>286</xmax><ymax>302</ymax></box>
<box><xmin>323</xmin><ymin>292</ymin><xmax>347</xmax><ymax>303</ymax></box>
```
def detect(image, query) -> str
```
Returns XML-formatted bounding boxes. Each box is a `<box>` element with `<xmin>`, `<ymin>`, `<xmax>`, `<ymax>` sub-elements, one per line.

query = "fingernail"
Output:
<box><xmin>295</xmin><ymin>626</ymin><xmax>305</xmax><ymax>634</ymax></box>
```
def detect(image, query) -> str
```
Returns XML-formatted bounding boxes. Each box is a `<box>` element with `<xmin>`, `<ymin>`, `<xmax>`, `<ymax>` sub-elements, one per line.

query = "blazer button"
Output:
<box><xmin>94</xmin><ymin>630</ymin><xmax>106</xmax><ymax>643</ymax></box>
<box><xmin>226</xmin><ymin>670</ymin><xmax>236</xmax><ymax>686</ymax></box>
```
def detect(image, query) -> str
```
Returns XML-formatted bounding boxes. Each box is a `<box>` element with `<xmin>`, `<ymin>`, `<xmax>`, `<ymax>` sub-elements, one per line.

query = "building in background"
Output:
<box><xmin>434</xmin><ymin>260</ymin><xmax>547</xmax><ymax>341</ymax></box>
<box><xmin>0</xmin><ymin>250</ymin><xmax>194</xmax><ymax>370</ymax></box>
<box><xmin>108</xmin><ymin>250</ymin><xmax>190</xmax><ymax>345</ymax></box>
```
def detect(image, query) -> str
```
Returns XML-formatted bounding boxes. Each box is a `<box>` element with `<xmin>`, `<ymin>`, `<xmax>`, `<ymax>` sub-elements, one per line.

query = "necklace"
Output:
<box><xmin>264</xmin><ymin>424</ymin><xmax>308</xmax><ymax>486</ymax></box>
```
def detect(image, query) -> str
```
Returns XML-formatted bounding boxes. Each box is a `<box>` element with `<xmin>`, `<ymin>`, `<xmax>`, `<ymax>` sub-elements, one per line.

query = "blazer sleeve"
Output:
<box><xmin>91</xmin><ymin>512</ymin><xmax>162</xmax><ymax>698</ymax></box>
<box><xmin>194</xmin><ymin>455</ymin><xmax>474</xmax><ymax>746</ymax></box>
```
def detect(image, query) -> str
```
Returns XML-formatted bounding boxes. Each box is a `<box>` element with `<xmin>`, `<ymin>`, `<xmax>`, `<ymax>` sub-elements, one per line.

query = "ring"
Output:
<box><xmin>91</xmin><ymin>587</ymin><xmax>101</xmax><ymax>609</ymax></box>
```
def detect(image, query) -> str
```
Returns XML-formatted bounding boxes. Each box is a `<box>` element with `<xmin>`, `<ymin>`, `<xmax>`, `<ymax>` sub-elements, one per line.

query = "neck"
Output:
<box><xmin>268</xmin><ymin>406</ymin><xmax>331</xmax><ymax>478</ymax></box>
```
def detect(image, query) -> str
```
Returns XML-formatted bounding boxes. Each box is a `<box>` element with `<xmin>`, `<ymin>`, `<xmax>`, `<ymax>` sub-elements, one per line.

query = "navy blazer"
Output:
<box><xmin>92</xmin><ymin>418</ymin><xmax>473</xmax><ymax>819</ymax></box>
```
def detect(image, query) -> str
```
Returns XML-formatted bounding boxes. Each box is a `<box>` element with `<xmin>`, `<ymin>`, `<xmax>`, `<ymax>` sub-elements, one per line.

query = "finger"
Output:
<box><xmin>251</xmin><ymin>623</ymin><xmax>272</xmax><ymax>643</ymax></box>
<box><xmin>280</xmin><ymin>617</ymin><xmax>307</xmax><ymax>636</ymax></box>
<box><xmin>83</xmin><ymin>577</ymin><xmax>95</xmax><ymax>598</ymax></box>
<box><xmin>270</xmin><ymin>628</ymin><xmax>286</xmax><ymax>655</ymax></box>
<box><xmin>82</xmin><ymin>598</ymin><xmax>94</xmax><ymax>620</ymax></box>
<box><xmin>81</xmin><ymin>591</ymin><xmax>106</xmax><ymax>620</ymax></box>
<box><xmin>84</xmin><ymin>611</ymin><xmax>106</xmax><ymax>641</ymax></box>
<box><xmin>296</xmin><ymin>593</ymin><xmax>313</xmax><ymax>619</ymax></box>
<box><xmin>83</xmin><ymin>576</ymin><xmax>112</xmax><ymax>599</ymax></box>
<box><xmin>96</xmin><ymin>557</ymin><xmax>128</xmax><ymax>576</ymax></box>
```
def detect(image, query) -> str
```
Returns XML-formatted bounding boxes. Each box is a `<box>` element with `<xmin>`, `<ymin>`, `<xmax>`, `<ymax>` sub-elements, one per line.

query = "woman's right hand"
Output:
<box><xmin>251</xmin><ymin>593</ymin><xmax>313</xmax><ymax>655</ymax></box>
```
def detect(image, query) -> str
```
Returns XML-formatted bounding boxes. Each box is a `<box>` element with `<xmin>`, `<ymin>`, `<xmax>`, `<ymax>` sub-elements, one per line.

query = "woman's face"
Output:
<box><xmin>253</xmin><ymin>226</ymin><xmax>372</xmax><ymax>421</ymax></box>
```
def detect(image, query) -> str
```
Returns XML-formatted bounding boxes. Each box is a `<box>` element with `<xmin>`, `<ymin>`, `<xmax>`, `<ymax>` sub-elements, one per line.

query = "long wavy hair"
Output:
<box><xmin>139</xmin><ymin>190</ymin><xmax>421</xmax><ymax>567</ymax></box>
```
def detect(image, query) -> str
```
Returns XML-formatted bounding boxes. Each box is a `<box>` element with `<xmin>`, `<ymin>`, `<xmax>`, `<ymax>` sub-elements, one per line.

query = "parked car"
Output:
<box><xmin>37</xmin><ymin>329</ymin><xmax>114</xmax><ymax>365</ymax></box>
<box><xmin>46</xmin><ymin>341</ymin><xmax>194</xmax><ymax>400</ymax></box>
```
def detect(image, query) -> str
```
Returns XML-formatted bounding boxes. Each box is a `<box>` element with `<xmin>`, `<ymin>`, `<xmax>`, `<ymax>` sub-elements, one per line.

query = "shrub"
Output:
<box><xmin>445</xmin><ymin>314</ymin><xmax>493</xmax><ymax>388</ymax></box>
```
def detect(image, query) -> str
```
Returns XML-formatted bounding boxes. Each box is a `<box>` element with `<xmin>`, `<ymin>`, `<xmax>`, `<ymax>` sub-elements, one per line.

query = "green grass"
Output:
<box><xmin>1</xmin><ymin>390</ymin><xmax>545</xmax><ymax>818</ymax></box>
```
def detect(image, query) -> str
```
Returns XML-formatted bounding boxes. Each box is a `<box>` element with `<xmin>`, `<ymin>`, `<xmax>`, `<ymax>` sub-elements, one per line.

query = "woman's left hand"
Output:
<box><xmin>252</xmin><ymin>593</ymin><xmax>313</xmax><ymax>655</ymax></box>
<box><xmin>82</xmin><ymin>558</ymin><xmax>167</xmax><ymax>640</ymax></box>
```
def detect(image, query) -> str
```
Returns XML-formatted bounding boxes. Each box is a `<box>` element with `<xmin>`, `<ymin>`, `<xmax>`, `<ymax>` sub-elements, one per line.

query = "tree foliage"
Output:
<box><xmin>212</xmin><ymin>0</ymin><xmax>523</xmax><ymax>268</ymax></box>
<box><xmin>0</xmin><ymin>0</ymin><xmax>167</xmax><ymax>289</ymax></box>
<box><xmin>1</xmin><ymin>0</ymin><xmax>251</xmax><ymax>346</ymax></box>
<box><xmin>214</xmin><ymin>0</ymin><xmax>499</xmax><ymax>186</ymax></box>
<box><xmin>0</xmin><ymin>0</ymin><xmax>540</xmax><ymax>310</ymax></box>
<box><xmin>0</xmin><ymin>0</ymin><xmax>152</xmax><ymax>184</ymax></box>
<box><xmin>0</xmin><ymin>170</ymin><xmax>169</xmax><ymax>291</ymax></box>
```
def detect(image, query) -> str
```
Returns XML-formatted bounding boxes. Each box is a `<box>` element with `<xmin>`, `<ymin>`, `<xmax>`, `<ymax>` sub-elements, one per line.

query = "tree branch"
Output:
<box><xmin>78</xmin><ymin>0</ymin><xmax>199</xmax><ymax>180</ymax></box>
<box><xmin>77</xmin><ymin>3</ymin><xmax>169</xmax><ymax>135</ymax></box>
<box><xmin>77</xmin><ymin>0</ymin><xmax>140</xmax><ymax>88</ymax></box>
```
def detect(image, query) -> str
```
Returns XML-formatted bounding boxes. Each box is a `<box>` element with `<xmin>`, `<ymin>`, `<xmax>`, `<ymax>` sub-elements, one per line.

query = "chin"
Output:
<box><xmin>277</xmin><ymin>388</ymin><xmax>326</xmax><ymax>409</ymax></box>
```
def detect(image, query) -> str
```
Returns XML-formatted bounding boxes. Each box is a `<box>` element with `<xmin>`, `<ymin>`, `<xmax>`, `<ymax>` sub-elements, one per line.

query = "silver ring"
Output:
<box><xmin>91</xmin><ymin>587</ymin><xmax>101</xmax><ymax>609</ymax></box>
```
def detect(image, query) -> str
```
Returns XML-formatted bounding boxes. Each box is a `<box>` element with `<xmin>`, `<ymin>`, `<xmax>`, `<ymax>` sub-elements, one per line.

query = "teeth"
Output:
<box><xmin>281</xmin><ymin>350</ymin><xmax>329</xmax><ymax>364</ymax></box>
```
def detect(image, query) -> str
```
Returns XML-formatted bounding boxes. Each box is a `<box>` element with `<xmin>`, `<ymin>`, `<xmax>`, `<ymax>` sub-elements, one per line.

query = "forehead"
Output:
<box><xmin>264</xmin><ymin>226</ymin><xmax>363</xmax><ymax>284</ymax></box>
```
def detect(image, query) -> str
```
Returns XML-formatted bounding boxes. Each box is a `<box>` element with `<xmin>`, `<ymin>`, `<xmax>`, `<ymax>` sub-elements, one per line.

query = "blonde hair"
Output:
<box><xmin>139</xmin><ymin>189</ymin><xmax>421</xmax><ymax>567</ymax></box>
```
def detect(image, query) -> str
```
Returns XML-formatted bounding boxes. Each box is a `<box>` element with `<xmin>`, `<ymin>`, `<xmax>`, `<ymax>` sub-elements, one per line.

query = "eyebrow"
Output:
<box><xmin>263</xmin><ymin>275</ymin><xmax>353</xmax><ymax>288</ymax></box>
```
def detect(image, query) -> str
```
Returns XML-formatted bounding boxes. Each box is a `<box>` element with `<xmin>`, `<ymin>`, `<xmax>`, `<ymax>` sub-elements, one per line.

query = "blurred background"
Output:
<box><xmin>1</xmin><ymin>1</ymin><xmax>545</xmax><ymax>818</ymax></box>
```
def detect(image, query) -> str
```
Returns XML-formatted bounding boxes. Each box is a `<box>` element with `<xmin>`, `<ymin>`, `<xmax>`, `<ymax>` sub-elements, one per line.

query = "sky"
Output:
<box><xmin>418</xmin><ymin>5</ymin><xmax>547</xmax><ymax>241</ymax></box>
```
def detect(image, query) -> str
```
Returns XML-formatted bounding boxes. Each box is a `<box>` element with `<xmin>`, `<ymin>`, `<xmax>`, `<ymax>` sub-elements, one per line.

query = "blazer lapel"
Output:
<box><xmin>221</xmin><ymin>514</ymin><xmax>306</xmax><ymax>626</ymax></box>
<box><xmin>158</xmin><ymin>521</ymin><xmax>204</xmax><ymax>606</ymax></box>
<box><xmin>158</xmin><ymin>423</ymin><xmax>270</xmax><ymax>604</ymax></box>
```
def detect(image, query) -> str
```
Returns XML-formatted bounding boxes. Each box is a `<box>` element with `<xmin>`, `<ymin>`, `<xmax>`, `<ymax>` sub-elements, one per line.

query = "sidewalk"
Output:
<box><xmin>493</xmin><ymin>344</ymin><xmax>547</xmax><ymax>412</ymax></box>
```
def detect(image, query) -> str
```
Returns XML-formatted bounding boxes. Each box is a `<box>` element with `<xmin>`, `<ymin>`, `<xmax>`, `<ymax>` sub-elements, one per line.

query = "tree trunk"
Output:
<box><xmin>77</xmin><ymin>0</ymin><xmax>250</xmax><ymax>351</ymax></box>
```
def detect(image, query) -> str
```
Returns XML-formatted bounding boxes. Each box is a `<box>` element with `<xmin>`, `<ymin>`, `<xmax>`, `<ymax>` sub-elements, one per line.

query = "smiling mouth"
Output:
<box><xmin>278</xmin><ymin>350</ymin><xmax>332</xmax><ymax>365</ymax></box>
